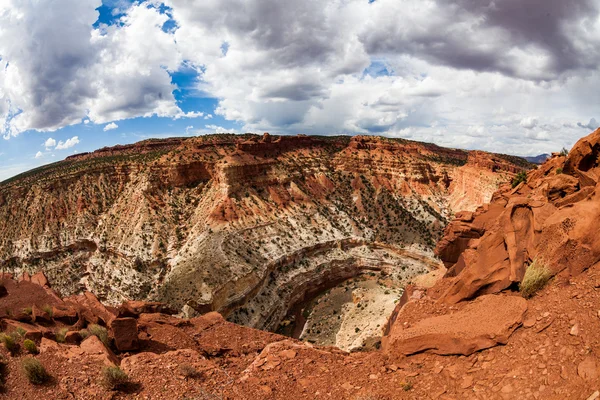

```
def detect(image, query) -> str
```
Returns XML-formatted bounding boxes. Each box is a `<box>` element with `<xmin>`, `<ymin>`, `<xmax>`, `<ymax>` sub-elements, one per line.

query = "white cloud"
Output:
<box><xmin>104</xmin><ymin>122</ymin><xmax>119</xmax><ymax>131</ymax></box>
<box><xmin>0</xmin><ymin>1</ymin><xmax>185</xmax><ymax>137</ymax></box>
<box><xmin>2</xmin><ymin>0</ymin><xmax>600</xmax><ymax>157</ymax></box>
<box><xmin>55</xmin><ymin>136</ymin><xmax>80</xmax><ymax>150</ymax></box>
<box><xmin>520</xmin><ymin>117</ymin><xmax>539</xmax><ymax>130</ymax></box>
<box><xmin>44</xmin><ymin>138</ymin><xmax>57</xmax><ymax>149</ymax></box>
<box><xmin>34</xmin><ymin>151</ymin><xmax>43</xmax><ymax>159</ymax></box>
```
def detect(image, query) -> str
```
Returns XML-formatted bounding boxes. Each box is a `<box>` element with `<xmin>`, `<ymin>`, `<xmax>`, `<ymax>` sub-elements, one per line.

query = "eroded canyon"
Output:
<box><xmin>0</xmin><ymin>133</ymin><xmax>529</xmax><ymax>349</ymax></box>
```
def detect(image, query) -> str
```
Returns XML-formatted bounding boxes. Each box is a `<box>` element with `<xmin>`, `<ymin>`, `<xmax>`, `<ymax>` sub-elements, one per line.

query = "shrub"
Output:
<box><xmin>41</xmin><ymin>305</ymin><xmax>53</xmax><ymax>317</ymax></box>
<box><xmin>556</xmin><ymin>167</ymin><xmax>563</xmax><ymax>174</ymax></box>
<box><xmin>520</xmin><ymin>259</ymin><xmax>552</xmax><ymax>298</ymax></box>
<box><xmin>22</xmin><ymin>307</ymin><xmax>32</xmax><ymax>316</ymax></box>
<box><xmin>400</xmin><ymin>381</ymin><xmax>413</xmax><ymax>391</ymax></box>
<box><xmin>178</xmin><ymin>363</ymin><xmax>203</xmax><ymax>379</ymax></box>
<box><xmin>560</xmin><ymin>147</ymin><xmax>569</xmax><ymax>156</ymax></box>
<box><xmin>56</xmin><ymin>327</ymin><xmax>69</xmax><ymax>343</ymax></box>
<box><xmin>511</xmin><ymin>171</ymin><xmax>527</xmax><ymax>188</ymax></box>
<box><xmin>21</xmin><ymin>357</ymin><xmax>49</xmax><ymax>385</ymax></box>
<box><xmin>23</xmin><ymin>339</ymin><xmax>38</xmax><ymax>355</ymax></box>
<box><xmin>15</xmin><ymin>327</ymin><xmax>26</xmax><ymax>338</ymax></box>
<box><xmin>100</xmin><ymin>366</ymin><xmax>130</xmax><ymax>391</ymax></box>
<box><xmin>88</xmin><ymin>324</ymin><xmax>109</xmax><ymax>346</ymax></box>
<box><xmin>0</xmin><ymin>333</ymin><xmax>18</xmax><ymax>355</ymax></box>
<box><xmin>79</xmin><ymin>329</ymin><xmax>90</xmax><ymax>340</ymax></box>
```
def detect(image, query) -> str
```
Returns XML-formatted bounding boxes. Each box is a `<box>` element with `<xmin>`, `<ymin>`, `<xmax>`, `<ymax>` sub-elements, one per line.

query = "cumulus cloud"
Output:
<box><xmin>34</xmin><ymin>151</ymin><xmax>43</xmax><ymax>159</ymax></box>
<box><xmin>520</xmin><ymin>117</ymin><xmax>539</xmax><ymax>130</ymax></box>
<box><xmin>0</xmin><ymin>1</ymin><xmax>185</xmax><ymax>137</ymax></box>
<box><xmin>3</xmin><ymin>0</ymin><xmax>600</xmax><ymax>156</ymax></box>
<box><xmin>44</xmin><ymin>138</ymin><xmax>57</xmax><ymax>149</ymax></box>
<box><xmin>104</xmin><ymin>122</ymin><xmax>119</xmax><ymax>131</ymax></box>
<box><xmin>55</xmin><ymin>136</ymin><xmax>80</xmax><ymax>150</ymax></box>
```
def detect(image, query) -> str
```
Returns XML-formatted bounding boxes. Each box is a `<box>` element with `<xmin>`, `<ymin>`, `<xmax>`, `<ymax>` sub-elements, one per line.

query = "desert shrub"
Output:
<box><xmin>179</xmin><ymin>363</ymin><xmax>203</xmax><ymax>379</ymax></box>
<box><xmin>520</xmin><ymin>259</ymin><xmax>552</xmax><ymax>298</ymax></box>
<box><xmin>0</xmin><ymin>333</ymin><xmax>18</xmax><ymax>355</ymax></box>
<box><xmin>100</xmin><ymin>366</ymin><xmax>130</xmax><ymax>391</ymax></box>
<box><xmin>41</xmin><ymin>305</ymin><xmax>53</xmax><ymax>317</ymax></box>
<box><xmin>556</xmin><ymin>167</ymin><xmax>563</xmax><ymax>174</ymax></box>
<box><xmin>22</xmin><ymin>307</ymin><xmax>32</xmax><ymax>315</ymax></box>
<box><xmin>87</xmin><ymin>324</ymin><xmax>109</xmax><ymax>346</ymax></box>
<box><xmin>400</xmin><ymin>381</ymin><xmax>413</xmax><ymax>391</ymax></box>
<box><xmin>15</xmin><ymin>328</ymin><xmax>26</xmax><ymax>338</ymax></box>
<box><xmin>511</xmin><ymin>171</ymin><xmax>527</xmax><ymax>188</ymax></box>
<box><xmin>23</xmin><ymin>339</ymin><xmax>38</xmax><ymax>355</ymax></box>
<box><xmin>79</xmin><ymin>329</ymin><xmax>90</xmax><ymax>340</ymax></box>
<box><xmin>21</xmin><ymin>357</ymin><xmax>49</xmax><ymax>385</ymax></box>
<box><xmin>560</xmin><ymin>147</ymin><xmax>569</xmax><ymax>156</ymax></box>
<box><xmin>56</xmin><ymin>327</ymin><xmax>69</xmax><ymax>343</ymax></box>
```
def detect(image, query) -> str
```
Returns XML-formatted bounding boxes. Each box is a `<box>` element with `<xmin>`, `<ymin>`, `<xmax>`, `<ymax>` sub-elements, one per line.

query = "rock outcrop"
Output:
<box><xmin>437</xmin><ymin>128</ymin><xmax>600</xmax><ymax>303</ymax></box>
<box><xmin>383</xmin><ymin>294</ymin><xmax>527</xmax><ymax>356</ymax></box>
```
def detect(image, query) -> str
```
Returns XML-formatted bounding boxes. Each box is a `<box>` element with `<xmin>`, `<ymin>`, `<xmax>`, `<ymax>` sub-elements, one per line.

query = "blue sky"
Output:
<box><xmin>0</xmin><ymin>1</ymin><xmax>243</xmax><ymax>181</ymax></box>
<box><xmin>1</xmin><ymin>0</ymin><xmax>600</xmax><ymax>181</ymax></box>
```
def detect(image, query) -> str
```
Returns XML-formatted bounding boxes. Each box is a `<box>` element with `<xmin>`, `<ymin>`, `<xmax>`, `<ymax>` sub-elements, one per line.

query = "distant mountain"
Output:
<box><xmin>523</xmin><ymin>153</ymin><xmax>551</xmax><ymax>164</ymax></box>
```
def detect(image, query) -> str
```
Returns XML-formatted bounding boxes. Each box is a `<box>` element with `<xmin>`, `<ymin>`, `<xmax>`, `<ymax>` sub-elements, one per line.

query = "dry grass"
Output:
<box><xmin>520</xmin><ymin>259</ymin><xmax>552</xmax><ymax>298</ymax></box>
<box><xmin>178</xmin><ymin>363</ymin><xmax>203</xmax><ymax>379</ymax></box>
<box><xmin>56</xmin><ymin>327</ymin><xmax>69</xmax><ymax>343</ymax></box>
<box><xmin>100</xmin><ymin>366</ymin><xmax>130</xmax><ymax>391</ymax></box>
<box><xmin>86</xmin><ymin>324</ymin><xmax>109</xmax><ymax>346</ymax></box>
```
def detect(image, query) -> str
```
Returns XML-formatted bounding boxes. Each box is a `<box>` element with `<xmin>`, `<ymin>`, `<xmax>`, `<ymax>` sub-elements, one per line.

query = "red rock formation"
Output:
<box><xmin>437</xmin><ymin>128</ymin><xmax>600</xmax><ymax>303</ymax></box>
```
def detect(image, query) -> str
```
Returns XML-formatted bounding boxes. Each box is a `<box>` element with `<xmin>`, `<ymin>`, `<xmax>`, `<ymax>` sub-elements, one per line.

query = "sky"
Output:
<box><xmin>1</xmin><ymin>0</ymin><xmax>600</xmax><ymax>181</ymax></box>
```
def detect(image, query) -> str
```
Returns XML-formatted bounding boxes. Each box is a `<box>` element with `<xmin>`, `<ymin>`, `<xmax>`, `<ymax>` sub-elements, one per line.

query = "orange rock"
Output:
<box><xmin>383</xmin><ymin>295</ymin><xmax>527</xmax><ymax>356</ymax></box>
<box><xmin>437</xmin><ymin>128</ymin><xmax>600</xmax><ymax>303</ymax></box>
<box><xmin>111</xmin><ymin>318</ymin><xmax>139</xmax><ymax>352</ymax></box>
<box><xmin>31</xmin><ymin>304</ymin><xmax>52</xmax><ymax>324</ymax></box>
<box><xmin>31</xmin><ymin>271</ymin><xmax>49</xmax><ymax>288</ymax></box>
<box><xmin>79</xmin><ymin>335</ymin><xmax>119</xmax><ymax>366</ymax></box>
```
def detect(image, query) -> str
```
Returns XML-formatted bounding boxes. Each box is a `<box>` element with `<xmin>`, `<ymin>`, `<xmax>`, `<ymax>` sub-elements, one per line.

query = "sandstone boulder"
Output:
<box><xmin>31</xmin><ymin>304</ymin><xmax>52</xmax><ymax>324</ymax></box>
<box><xmin>111</xmin><ymin>317</ymin><xmax>139</xmax><ymax>351</ymax></box>
<box><xmin>384</xmin><ymin>295</ymin><xmax>527</xmax><ymax>356</ymax></box>
<box><xmin>3</xmin><ymin>320</ymin><xmax>44</xmax><ymax>342</ymax></box>
<box><xmin>65</xmin><ymin>291</ymin><xmax>116</xmax><ymax>326</ymax></box>
<box><xmin>52</xmin><ymin>305</ymin><xmax>79</xmax><ymax>324</ymax></box>
<box><xmin>31</xmin><ymin>271</ymin><xmax>49</xmax><ymax>288</ymax></box>
<box><xmin>78</xmin><ymin>335</ymin><xmax>119</xmax><ymax>366</ymax></box>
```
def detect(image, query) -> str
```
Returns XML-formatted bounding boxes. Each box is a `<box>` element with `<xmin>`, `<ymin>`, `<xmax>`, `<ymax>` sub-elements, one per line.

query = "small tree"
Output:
<box><xmin>559</xmin><ymin>147</ymin><xmax>569</xmax><ymax>156</ymax></box>
<box><xmin>512</xmin><ymin>171</ymin><xmax>527</xmax><ymax>188</ymax></box>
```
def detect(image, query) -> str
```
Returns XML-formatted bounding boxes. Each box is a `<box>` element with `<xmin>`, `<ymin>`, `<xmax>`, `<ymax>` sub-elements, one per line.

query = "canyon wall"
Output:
<box><xmin>0</xmin><ymin>133</ymin><xmax>529</xmax><ymax>330</ymax></box>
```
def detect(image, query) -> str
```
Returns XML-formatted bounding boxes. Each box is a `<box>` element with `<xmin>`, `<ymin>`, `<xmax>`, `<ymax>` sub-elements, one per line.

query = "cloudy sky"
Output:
<box><xmin>1</xmin><ymin>0</ymin><xmax>600</xmax><ymax>181</ymax></box>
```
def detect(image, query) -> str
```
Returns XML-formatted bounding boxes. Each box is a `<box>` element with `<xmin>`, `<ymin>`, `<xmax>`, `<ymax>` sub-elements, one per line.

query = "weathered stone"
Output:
<box><xmin>383</xmin><ymin>295</ymin><xmax>527</xmax><ymax>356</ymax></box>
<box><xmin>111</xmin><ymin>317</ymin><xmax>139</xmax><ymax>351</ymax></box>
<box><xmin>79</xmin><ymin>335</ymin><xmax>119</xmax><ymax>366</ymax></box>
<box><xmin>31</xmin><ymin>304</ymin><xmax>52</xmax><ymax>324</ymax></box>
